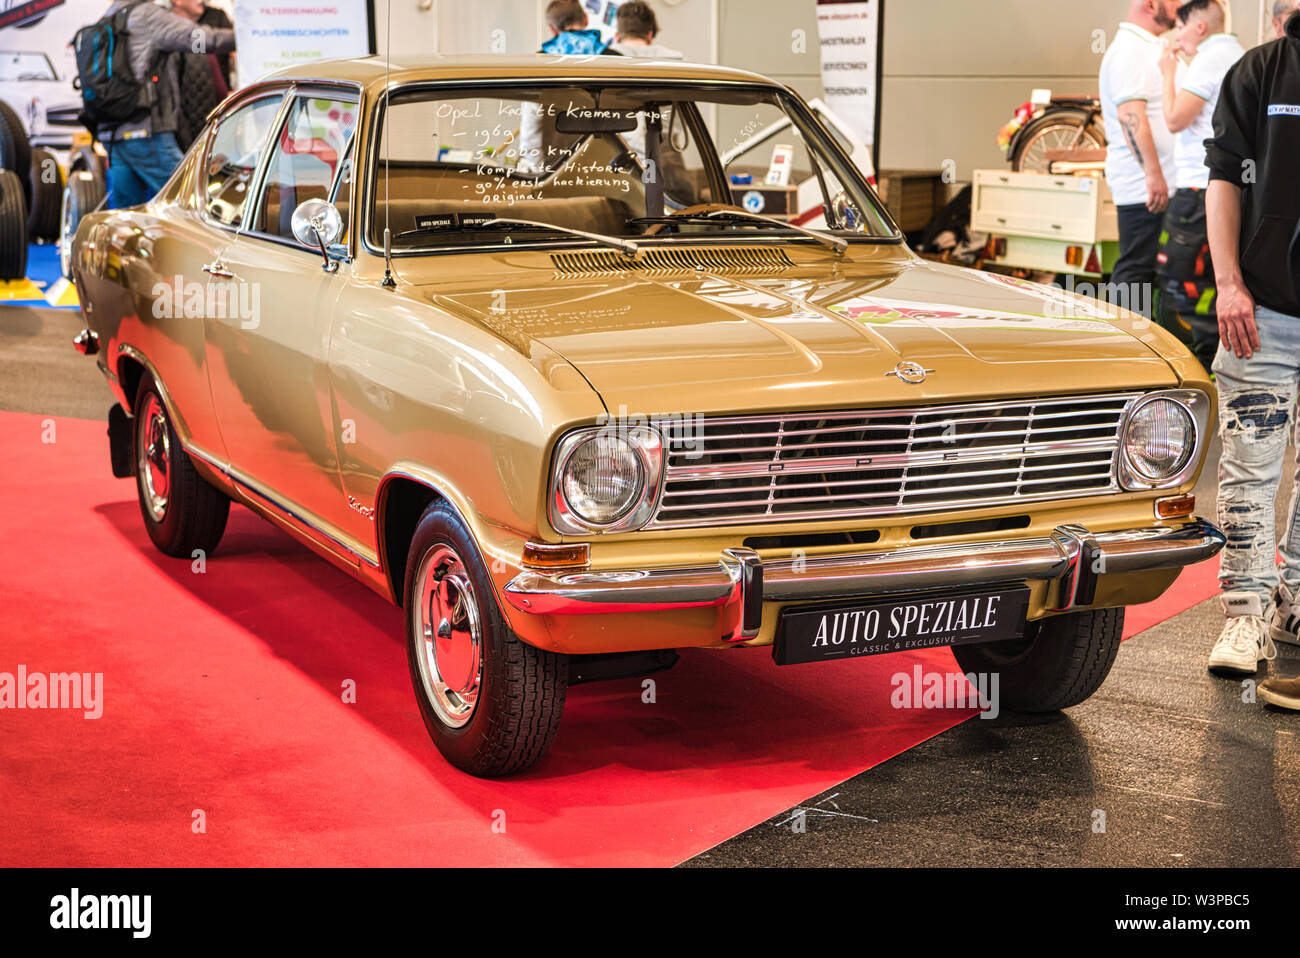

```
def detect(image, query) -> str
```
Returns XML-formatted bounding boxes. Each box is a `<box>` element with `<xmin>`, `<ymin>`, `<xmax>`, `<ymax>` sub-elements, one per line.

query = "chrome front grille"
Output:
<box><xmin>649</xmin><ymin>393</ymin><xmax>1141</xmax><ymax>529</ymax></box>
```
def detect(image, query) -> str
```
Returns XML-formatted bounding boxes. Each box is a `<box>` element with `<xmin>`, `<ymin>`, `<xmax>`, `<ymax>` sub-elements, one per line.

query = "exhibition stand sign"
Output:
<box><xmin>232</xmin><ymin>0</ymin><xmax>373</xmax><ymax>88</ymax></box>
<box><xmin>816</xmin><ymin>0</ymin><xmax>882</xmax><ymax>168</ymax></box>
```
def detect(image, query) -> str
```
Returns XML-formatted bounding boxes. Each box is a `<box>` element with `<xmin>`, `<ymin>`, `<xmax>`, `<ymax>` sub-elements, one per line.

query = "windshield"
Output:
<box><xmin>0</xmin><ymin>51</ymin><xmax>56</xmax><ymax>82</ymax></box>
<box><xmin>368</xmin><ymin>82</ymin><xmax>895</xmax><ymax>252</ymax></box>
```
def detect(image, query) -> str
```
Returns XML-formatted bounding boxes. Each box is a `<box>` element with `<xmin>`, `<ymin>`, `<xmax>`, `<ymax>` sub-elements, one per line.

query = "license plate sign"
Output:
<box><xmin>774</xmin><ymin>586</ymin><xmax>1030</xmax><ymax>666</ymax></box>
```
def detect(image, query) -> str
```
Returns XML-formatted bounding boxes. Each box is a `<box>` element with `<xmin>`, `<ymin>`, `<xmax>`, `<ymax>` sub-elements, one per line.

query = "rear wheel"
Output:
<box><xmin>404</xmin><ymin>501</ymin><xmax>567</xmax><ymax>776</ymax></box>
<box><xmin>133</xmin><ymin>376</ymin><xmax>229</xmax><ymax>558</ymax></box>
<box><xmin>951</xmin><ymin>606</ymin><xmax>1123</xmax><ymax>711</ymax></box>
<box><xmin>0</xmin><ymin>169</ymin><xmax>28</xmax><ymax>281</ymax></box>
<box><xmin>1010</xmin><ymin>110</ymin><xmax>1105</xmax><ymax>173</ymax></box>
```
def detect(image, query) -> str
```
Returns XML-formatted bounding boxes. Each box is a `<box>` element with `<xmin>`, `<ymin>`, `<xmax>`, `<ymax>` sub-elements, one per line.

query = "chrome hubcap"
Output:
<box><xmin>138</xmin><ymin>395</ymin><xmax>171</xmax><ymax>522</ymax></box>
<box><xmin>412</xmin><ymin>544</ymin><xmax>483</xmax><ymax>728</ymax></box>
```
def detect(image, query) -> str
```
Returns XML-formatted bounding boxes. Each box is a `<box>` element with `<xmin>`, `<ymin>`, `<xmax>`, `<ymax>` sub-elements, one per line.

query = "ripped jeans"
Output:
<box><xmin>1212</xmin><ymin>305</ymin><xmax>1300</xmax><ymax>605</ymax></box>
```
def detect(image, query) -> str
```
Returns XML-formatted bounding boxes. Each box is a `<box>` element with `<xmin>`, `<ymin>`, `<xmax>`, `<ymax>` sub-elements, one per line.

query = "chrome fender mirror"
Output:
<box><xmin>291</xmin><ymin>199</ymin><xmax>344</xmax><ymax>272</ymax></box>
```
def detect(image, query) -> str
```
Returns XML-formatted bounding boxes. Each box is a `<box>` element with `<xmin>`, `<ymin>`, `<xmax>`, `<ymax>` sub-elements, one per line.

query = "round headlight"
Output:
<box><xmin>1125</xmin><ymin>398</ymin><xmax>1194</xmax><ymax>481</ymax></box>
<box><xmin>560</xmin><ymin>434</ymin><xmax>645</xmax><ymax>525</ymax></box>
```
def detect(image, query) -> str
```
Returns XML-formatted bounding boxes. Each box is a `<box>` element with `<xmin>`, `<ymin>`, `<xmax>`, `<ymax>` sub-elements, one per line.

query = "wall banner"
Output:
<box><xmin>815</xmin><ymin>0</ymin><xmax>883</xmax><ymax>166</ymax></box>
<box><xmin>232</xmin><ymin>1</ymin><xmax>373</xmax><ymax>88</ymax></box>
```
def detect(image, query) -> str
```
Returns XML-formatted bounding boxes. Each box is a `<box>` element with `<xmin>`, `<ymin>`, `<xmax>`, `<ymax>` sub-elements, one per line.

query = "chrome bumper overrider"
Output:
<box><xmin>503</xmin><ymin>520</ymin><xmax>1225</xmax><ymax>642</ymax></box>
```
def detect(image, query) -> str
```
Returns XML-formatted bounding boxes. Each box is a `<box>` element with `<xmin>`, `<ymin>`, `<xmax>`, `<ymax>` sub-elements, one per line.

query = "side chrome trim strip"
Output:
<box><xmin>185</xmin><ymin>440</ymin><xmax>380</xmax><ymax>571</ymax></box>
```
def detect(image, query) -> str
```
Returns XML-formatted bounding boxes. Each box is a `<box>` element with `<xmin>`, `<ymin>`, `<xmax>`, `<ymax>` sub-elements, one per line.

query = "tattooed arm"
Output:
<box><xmin>1117</xmin><ymin>99</ymin><xmax>1169</xmax><ymax>212</ymax></box>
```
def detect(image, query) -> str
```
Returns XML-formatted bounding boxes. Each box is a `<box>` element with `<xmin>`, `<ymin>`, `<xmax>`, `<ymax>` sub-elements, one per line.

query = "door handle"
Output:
<box><xmin>202</xmin><ymin>261</ymin><xmax>235</xmax><ymax>279</ymax></box>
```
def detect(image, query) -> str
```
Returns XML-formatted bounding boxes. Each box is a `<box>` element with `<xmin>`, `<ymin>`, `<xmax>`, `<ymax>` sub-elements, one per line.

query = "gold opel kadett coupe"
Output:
<box><xmin>70</xmin><ymin>56</ymin><xmax>1224</xmax><ymax>776</ymax></box>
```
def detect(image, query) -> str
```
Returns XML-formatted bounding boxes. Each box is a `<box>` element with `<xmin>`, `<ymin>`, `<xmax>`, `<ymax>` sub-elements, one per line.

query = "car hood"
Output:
<box><xmin>429</xmin><ymin>255</ymin><xmax>1180</xmax><ymax>415</ymax></box>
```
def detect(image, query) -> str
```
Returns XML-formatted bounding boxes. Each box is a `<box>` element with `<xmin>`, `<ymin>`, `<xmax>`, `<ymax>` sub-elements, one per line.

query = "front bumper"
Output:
<box><xmin>504</xmin><ymin>520</ymin><xmax>1225</xmax><ymax>643</ymax></box>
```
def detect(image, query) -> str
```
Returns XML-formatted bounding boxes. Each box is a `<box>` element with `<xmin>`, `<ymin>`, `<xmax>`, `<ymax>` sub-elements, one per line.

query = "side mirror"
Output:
<box><xmin>831</xmin><ymin>191</ymin><xmax>866</xmax><ymax>233</ymax></box>
<box><xmin>291</xmin><ymin>199</ymin><xmax>344</xmax><ymax>272</ymax></box>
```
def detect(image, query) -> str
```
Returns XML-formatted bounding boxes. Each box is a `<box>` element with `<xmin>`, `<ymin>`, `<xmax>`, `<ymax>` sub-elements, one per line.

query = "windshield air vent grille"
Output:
<box><xmin>551</xmin><ymin>247</ymin><xmax>794</xmax><ymax>276</ymax></box>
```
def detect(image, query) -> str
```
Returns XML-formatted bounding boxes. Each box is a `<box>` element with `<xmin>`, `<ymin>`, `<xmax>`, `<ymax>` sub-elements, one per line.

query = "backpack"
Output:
<box><xmin>73</xmin><ymin>5</ymin><xmax>144</xmax><ymax>129</ymax></box>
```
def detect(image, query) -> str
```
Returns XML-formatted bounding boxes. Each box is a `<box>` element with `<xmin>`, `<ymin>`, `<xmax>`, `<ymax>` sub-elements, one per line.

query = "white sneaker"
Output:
<box><xmin>1269</xmin><ymin>582</ymin><xmax>1300</xmax><ymax>647</ymax></box>
<box><xmin>1208</xmin><ymin>592</ymin><xmax>1278</xmax><ymax>675</ymax></box>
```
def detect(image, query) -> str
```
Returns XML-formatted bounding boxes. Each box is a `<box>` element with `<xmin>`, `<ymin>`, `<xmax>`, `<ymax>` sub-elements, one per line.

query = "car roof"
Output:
<box><xmin>259</xmin><ymin>54</ymin><xmax>778</xmax><ymax>91</ymax></box>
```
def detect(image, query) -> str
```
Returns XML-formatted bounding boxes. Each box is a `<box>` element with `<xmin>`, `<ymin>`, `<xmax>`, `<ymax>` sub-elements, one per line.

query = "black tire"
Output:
<box><xmin>0</xmin><ymin>169</ymin><xmax>28</xmax><ymax>281</ymax></box>
<box><xmin>61</xmin><ymin>171</ymin><xmax>104</xmax><ymax>280</ymax></box>
<box><xmin>1010</xmin><ymin>110</ymin><xmax>1106</xmax><ymax>173</ymax></box>
<box><xmin>132</xmin><ymin>375</ymin><xmax>229</xmax><ymax>558</ymax></box>
<box><xmin>69</xmin><ymin>144</ymin><xmax>107</xmax><ymax>198</ymax></box>
<box><xmin>404</xmin><ymin>501</ymin><xmax>567</xmax><ymax>776</ymax></box>
<box><xmin>27</xmin><ymin>147</ymin><xmax>63</xmax><ymax>241</ymax></box>
<box><xmin>0</xmin><ymin>99</ymin><xmax>32</xmax><ymax>206</ymax></box>
<box><xmin>951</xmin><ymin>606</ymin><xmax>1123</xmax><ymax>712</ymax></box>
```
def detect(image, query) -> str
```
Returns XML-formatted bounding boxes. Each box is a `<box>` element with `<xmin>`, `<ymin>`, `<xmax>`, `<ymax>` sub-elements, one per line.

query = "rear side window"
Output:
<box><xmin>203</xmin><ymin>94</ymin><xmax>284</xmax><ymax>227</ymax></box>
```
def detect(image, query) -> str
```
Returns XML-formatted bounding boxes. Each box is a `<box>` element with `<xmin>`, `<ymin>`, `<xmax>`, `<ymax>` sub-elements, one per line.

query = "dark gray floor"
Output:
<box><xmin>0</xmin><ymin>305</ymin><xmax>114</xmax><ymax>419</ymax></box>
<box><xmin>5</xmin><ymin>300</ymin><xmax>1298</xmax><ymax>867</ymax></box>
<box><xmin>683</xmin><ymin>598</ymin><xmax>1300</xmax><ymax>867</ymax></box>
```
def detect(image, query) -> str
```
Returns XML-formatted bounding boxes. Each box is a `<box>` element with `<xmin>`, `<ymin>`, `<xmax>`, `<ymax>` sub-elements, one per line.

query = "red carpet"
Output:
<box><xmin>1122</xmin><ymin>559</ymin><xmax>1220</xmax><ymax>639</ymax></box>
<box><xmin>0</xmin><ymin>412</ymin><xmax>1217</xmax><ymax>866</ymax></box>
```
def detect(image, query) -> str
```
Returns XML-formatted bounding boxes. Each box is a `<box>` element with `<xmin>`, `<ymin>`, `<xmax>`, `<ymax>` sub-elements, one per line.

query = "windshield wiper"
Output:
<box><xmin>478</xmin><ymin>218</ymin><xmax>641</xmax><ymax>259</ymax></box>
<box><xmin>686</xmin><ymin>209</ymin><xmax>848</xmax><ymax>255</ymax></box>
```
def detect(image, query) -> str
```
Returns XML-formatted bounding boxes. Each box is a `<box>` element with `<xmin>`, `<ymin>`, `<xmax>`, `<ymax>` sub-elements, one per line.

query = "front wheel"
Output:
<box><xmin>404</xmin><ymin>501</ymin><xmax>567</xmax><ymax>776</ymax></box>
<box><xmin>951</xmin><ymin>607</ymin><xmax>1123</xmax><ymax>711</ymax></box>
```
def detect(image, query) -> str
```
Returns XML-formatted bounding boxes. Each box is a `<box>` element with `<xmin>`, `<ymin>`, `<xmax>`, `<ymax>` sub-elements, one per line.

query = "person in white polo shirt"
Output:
<box><xmin>1099</xmin><ymin>1</ymin><xmax>1181</xmax><ymax>313</ymax></box>
<box><xmin>1155</xmin><ymin>0</ymin><xmax>1245</xmax><ymax>369</ymax></box>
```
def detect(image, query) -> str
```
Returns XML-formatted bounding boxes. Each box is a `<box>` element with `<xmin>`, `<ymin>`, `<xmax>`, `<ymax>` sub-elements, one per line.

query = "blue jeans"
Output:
<box><xmin>1212</xmin><ymin>305</ymin><xmax>1300</xmax><ymax>605</ymax></box>
<box><xmin>107</xmin><ymin>132</ymin><xmax>185</xmax><ymax>209</ymax></box>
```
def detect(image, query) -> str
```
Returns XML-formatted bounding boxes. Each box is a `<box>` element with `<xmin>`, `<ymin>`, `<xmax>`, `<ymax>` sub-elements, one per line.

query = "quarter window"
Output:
<box><xmin>204</xmin><ymin>94</ymin><xmax>284</xmax><ymax>227</ymax></box>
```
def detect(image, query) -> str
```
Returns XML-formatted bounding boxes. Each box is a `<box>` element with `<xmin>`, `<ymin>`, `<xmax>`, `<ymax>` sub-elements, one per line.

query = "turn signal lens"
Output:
<box><xmin>521</xmin><ymin>542</ymin><xmax>590</xmax><ymax>570</ymax></box>
<box><xmin>1065</xmin><ymin>245</ymin><xmax>1084</xmax><ymax>267</ymax></box>
<box><xmin>1155</xmin><ymin>494</ymin><xmax>1196</xmax><ymax>520</ymax></box>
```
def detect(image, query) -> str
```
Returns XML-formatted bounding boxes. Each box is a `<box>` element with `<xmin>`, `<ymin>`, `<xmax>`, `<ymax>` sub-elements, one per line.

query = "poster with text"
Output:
<box><xmin>232</xmin><ymin>1</ymin><xmax>372</xmax><ymax>88</ymax></box>
<box><xmin>816</xmin><ymin>0</ymin><xmax>881</xmax><ymax>156</ymax></box>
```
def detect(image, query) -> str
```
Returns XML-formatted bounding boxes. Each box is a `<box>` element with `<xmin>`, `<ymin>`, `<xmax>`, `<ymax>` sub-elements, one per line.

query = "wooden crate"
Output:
<box><xmin>875</xmin><ymin>169</ymin><xmax>946</xmax><ymax>233</ymax></box>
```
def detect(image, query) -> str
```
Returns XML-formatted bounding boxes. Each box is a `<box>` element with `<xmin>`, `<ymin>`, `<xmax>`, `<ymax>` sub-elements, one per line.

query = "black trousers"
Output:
<box><xmin>1112</xmin><ymin>202</ymin><xmax>1165</xmax><ymax>306</ymax></box>
<box><xmin>1156</xmin><ymin>187</ymin><xmax>1219</xmax><ymax>371</ymax></box>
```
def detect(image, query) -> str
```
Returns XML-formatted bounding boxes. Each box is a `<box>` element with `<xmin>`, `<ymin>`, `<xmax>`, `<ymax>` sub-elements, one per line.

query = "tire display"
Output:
<box><xmin>0</xmin><ymin>99</ymin><xmax>33</xmax><ymax>207</ymax></box>
<box><xmin>0</xmin><ymin>168</ymin><xmax>28</xmax><ymax>281</ymax></box>
<box><xmin>68</xmin><ymin>144</ymin><xmax>108</xmax><ymax>199</ymax></box>
<box><xmin>60</xmin><ymin>171</ymin><xmax>105</xmax><ymax>280</ymax></box>
<box><xmin>26</xmin><ymin>147</ymin><xmax>64</xmax><ymax>242</ymax></box>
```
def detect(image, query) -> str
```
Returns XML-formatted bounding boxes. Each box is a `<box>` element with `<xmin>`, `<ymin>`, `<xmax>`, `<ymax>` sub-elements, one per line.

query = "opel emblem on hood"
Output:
<box><xmin>886</xmin><ymin>361</ymin><xmax>934</xmax><ymax>384</ymax></box>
